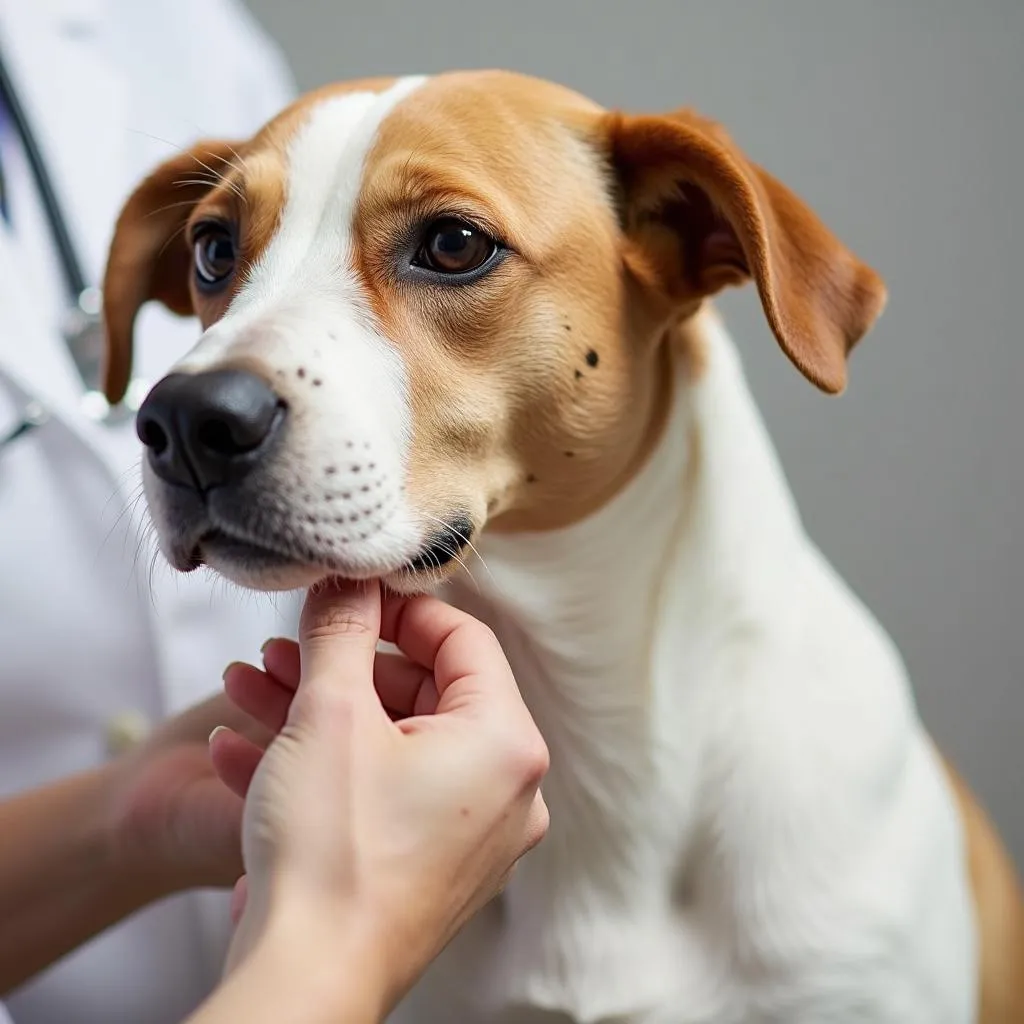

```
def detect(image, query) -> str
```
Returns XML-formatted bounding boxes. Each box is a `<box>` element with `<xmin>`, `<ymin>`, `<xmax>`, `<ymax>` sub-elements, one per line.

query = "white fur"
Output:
<box><xmin>154</xmin><ymin>79</ymin><xmax>429</xmax><ymax>588</ymax></box>
<box><xmin>389</xmin><ymin>310</ymin><xmax>977</xmax><ymax>1024</ymax></box>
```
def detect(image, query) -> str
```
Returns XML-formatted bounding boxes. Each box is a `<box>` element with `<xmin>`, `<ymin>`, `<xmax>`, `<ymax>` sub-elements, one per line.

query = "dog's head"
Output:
<box><xmin>103</xmin><ymin>71</ymin><xmax>885</xmax><ymax>592</ymax></box>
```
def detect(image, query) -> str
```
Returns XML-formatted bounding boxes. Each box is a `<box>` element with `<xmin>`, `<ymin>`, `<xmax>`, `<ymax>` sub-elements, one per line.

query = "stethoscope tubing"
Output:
<box><xmin>0</xmin><ymin>45</ymin><xmax>107</xmax><ymax>452</ymax></box>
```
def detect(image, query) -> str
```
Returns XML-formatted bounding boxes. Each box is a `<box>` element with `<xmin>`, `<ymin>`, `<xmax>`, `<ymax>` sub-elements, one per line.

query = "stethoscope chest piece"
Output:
<box><xmin>62</xmin><ymin>284</ymin><xmax>143</xmax><ymax>426</ymax></box>
<box><xmin>0</xmin><ymin>396</ymin><xmax>49</xmax><ymax>450</ymax></box>
<box><xmin>62</xmin><ymin>286</ymin><xmax>105</xmax><ymax>394</ymax></box>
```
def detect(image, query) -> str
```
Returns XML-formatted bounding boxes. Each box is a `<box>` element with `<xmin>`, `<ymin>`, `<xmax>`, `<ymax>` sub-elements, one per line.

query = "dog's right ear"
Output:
<box><xmin>603</xmin><ymin>109</ymin><xmax>886</xmax><ymax>394</ymax></box>
<box><xmin>101</xmin><ymin>141</ymin><xmax>242</xmax><ymax>405</ymax></box>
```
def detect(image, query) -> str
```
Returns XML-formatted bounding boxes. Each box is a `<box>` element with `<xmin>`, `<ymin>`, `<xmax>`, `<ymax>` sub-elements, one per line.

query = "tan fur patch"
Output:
<box><xmin>943</xmin><ymin>758</ymin><xmax>1024</xmax><ymax>1023</ymax></box>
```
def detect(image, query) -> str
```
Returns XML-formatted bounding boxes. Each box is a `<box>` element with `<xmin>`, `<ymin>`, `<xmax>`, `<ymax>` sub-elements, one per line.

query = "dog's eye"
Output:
<box><xmin>414</xmin><ymin>219</ymin><xmax>497</xmax><ymax>276</ymax></box>
<box><xmin>193</xmin><ymin>223</ymin><xmax>236</xmax><ymax>290</ymax></box>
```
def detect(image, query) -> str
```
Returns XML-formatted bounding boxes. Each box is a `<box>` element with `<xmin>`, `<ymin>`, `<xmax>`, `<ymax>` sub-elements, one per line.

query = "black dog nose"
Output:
<box><xmin>136</xmin><ymin>370</ymin><xmax>285</xmax><ymax>490</ymax></box>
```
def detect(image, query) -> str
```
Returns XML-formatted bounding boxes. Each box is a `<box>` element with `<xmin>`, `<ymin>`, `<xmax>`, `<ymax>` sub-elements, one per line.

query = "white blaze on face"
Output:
<box><xmin>170</xmin><ymin>76</ymin><xmax>430</xmax><ymax>583</ymax></box>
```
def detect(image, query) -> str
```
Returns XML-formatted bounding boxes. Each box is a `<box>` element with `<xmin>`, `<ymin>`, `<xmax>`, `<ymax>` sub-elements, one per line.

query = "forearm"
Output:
<box><xmin>0</xmin><ymin>767</ymin><xmax>157</xmax><ymax>994</ymax></box>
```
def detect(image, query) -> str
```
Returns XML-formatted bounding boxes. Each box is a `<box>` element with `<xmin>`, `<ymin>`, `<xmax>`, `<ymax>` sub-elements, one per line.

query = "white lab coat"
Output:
<box><xmin>0</xmin><ymin>1</ymin><xmax>297</xmax><ymax>1021</ymax></box>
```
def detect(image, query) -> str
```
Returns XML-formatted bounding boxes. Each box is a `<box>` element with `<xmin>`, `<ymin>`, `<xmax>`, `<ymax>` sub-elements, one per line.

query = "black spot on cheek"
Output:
<box><xmin>574</xmin><ymin>369</ymin><xmax>583</xmax><ymax>380</ymax></box>
<box><xmin>585</xmin><ymin>349</ymin><xmax>599</xmax><ymax>368</ymax></box>
<box><xmin>526</xmin><ymin>473</ymin><xmax>537</xmax><ymax>484</ymax></box>
<box><xmin>297</xmin><ymin>367</ymin><xmax>306</xmax><ymax>379</ymax></box>
<box><xmin>312</xmin><ymin>379</ymin><xmax>322</xmax><ymax>387</ymax></box>
<box><xmin>564</xmin><ymin>451</ymin><xmax>575</xmax><ymax>458</ymax></box>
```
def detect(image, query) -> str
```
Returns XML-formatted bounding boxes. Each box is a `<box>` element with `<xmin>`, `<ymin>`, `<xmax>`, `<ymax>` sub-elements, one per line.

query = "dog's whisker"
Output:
<box><xmin>144</xmin><ymin>198</ymin><xmax>209</xmax><ymax>220</ymax></box>
<box><xmin>102</xmin><ymin>487</ymin><xmax>146</xmax><ymax>552</ymax></box>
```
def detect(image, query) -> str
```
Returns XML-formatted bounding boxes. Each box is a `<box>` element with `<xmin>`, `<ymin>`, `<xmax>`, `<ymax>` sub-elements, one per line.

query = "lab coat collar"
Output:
<box><xmin>0</xmin><ymin>0</ymin><xmax>126</xmax><ymax>285</ymax></box>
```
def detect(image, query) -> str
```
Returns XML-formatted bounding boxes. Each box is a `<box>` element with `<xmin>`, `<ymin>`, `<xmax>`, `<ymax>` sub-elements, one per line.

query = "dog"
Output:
<box><xmin>102</xmin><ymin>71</ymin><xmax>1024</xmax><ymax>1023</ymax></box>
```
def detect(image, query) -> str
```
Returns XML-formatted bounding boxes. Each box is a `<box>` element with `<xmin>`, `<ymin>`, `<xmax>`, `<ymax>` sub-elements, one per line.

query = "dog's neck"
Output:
<box><xmin>445</xmin><ymin>308</ymin><xmax>808</xmax><ymax>1008</ymax></box>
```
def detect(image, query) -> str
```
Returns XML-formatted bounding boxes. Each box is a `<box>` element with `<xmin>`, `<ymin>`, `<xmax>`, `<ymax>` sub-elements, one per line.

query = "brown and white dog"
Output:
<box><xmin>102</xmin><ymin>72</ymin><xmax>1024</xmax><ymax>1023</ymax></box>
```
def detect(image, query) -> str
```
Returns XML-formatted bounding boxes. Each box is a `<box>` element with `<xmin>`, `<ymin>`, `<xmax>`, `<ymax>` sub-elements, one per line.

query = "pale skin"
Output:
<box><xmin>0</xmin><ymin>580</ymin><xmax>549</xmax><ymax>1023</ymax></box>
<box><xmin>193</xmin><ymin>579</ymin><xmax>550</xmax><ymax>1023</ymax></box>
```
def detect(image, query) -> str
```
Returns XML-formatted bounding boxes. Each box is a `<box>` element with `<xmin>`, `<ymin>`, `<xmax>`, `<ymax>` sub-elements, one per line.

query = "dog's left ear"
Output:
<box><xmin>604</xmin><ymin>109</ymin><xmax>886</xmax><ymax>393</ymax></box>
<box><xmin>102</xmin><ymin>140</ymin><xmax>242</xmax><ymax>405</ymax></box>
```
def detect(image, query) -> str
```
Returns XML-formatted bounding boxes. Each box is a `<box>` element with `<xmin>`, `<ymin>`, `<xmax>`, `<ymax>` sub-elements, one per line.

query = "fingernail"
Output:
<box><xmin>222</xmin><ymin>660</ymin><xmax>246</xmax><ymax>682</ymax></box>
<box><xmin>208</xmin><ymin>725</ymin><xmax>228</xmax><ymax>745</ymax></box>
<box><xmin>261</xmin><ymin>637</ymin><xmax>285</xmax><ymax>654</ymax></box>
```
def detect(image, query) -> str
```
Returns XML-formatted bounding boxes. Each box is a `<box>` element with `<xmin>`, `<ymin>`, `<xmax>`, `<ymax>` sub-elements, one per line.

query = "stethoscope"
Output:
<box><xmin>0</xmin><ymin>45</ymin><xmax>139</xmax><ymax>455</ymax></box>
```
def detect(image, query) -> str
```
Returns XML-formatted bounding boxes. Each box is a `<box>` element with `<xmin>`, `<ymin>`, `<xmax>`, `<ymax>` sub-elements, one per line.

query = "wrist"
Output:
<box><xmin>247</xmin><ymin>902</ymin><xmax>393</xmax><ymax>1023</ymax></box>
<box><xmin>97</xmin><ymin>758</ymin><xmax>182</xmax><ymax>903</ymax></box>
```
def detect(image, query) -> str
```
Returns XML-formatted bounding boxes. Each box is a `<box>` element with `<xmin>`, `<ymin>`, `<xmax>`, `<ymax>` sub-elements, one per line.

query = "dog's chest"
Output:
<box><xmin>403</xmin><ymin>574</ymin><xmax>736</xmax><ymax>1024</ymax></box>
<box><xmin>388</xmin><ymin>895</ymin><xmax>740</xmax><ymax>1024</ymax></box>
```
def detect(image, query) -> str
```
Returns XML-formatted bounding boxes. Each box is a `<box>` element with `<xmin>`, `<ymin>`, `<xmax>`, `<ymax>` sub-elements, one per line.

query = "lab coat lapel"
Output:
<box><xmin>0</xmin><ymin>0</ymin><xmax>129</xmax><ymax>429</ymax></box>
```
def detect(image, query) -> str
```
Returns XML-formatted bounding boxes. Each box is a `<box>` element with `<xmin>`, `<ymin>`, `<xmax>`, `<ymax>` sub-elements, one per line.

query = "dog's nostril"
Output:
<box><xmin>196</xmin><ymin>416</ymin><xmax>247</xmax><ymax>457</ymax></box>
<box><xmin>138</xmin><ymin>417</ymin><xmax>169</xmax><ymax>456</ymax></box>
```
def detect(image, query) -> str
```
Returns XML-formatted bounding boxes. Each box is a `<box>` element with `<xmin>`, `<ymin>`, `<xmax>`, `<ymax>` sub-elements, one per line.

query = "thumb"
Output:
<box><xmin>298</xmin><ymin>577</ymin><xmax>382</xmax><ymax>689</ymax></box>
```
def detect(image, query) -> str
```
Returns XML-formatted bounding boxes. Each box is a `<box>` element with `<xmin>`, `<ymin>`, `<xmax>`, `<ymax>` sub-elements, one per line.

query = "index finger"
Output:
<box><xmin>380</xmin><ymin>592</ymin><xmax>518</xmax><ymax>707</ymax></box>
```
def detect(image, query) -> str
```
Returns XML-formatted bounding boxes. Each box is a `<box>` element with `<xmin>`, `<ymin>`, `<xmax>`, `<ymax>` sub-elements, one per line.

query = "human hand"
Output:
<box><xmin>104</xmin><ymin>692</ymin><xmax>270</xmax><ymax>898</ymax></box>
<box><xmin>211</xmin><ymin>580</ymin><xmax>549</xmax><ymax>1013</ymax></box>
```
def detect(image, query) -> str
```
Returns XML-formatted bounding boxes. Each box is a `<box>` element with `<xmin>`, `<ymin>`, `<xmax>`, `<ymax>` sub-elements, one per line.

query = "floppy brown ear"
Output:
<box><xmin>604</xmin><ymin>109</ymin><xmax>886</xmax><ymax>393</ymax></box>
<box><xmin>101</xmin><ymin>141</ymin><xmax>242</xmax><ymax>404</ymax></box>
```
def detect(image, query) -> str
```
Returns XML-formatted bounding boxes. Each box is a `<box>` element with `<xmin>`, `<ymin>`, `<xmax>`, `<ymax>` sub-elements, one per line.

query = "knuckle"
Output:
<box><xmin>303</xmin><ymin>606</ymin><xmax>376</xmax><ymax>645</ymax></box>
<box><xmin>506</xmin><ymin>728</ymin><xmax>550</xmax><ymax>788</ymax></box>
<box><xmin>308</xmin><ymin>604</ymin><xmax>374</xmax><ymax>635</ymax></box>
<box><xmin>466</xmin><ymin>619</ymin><xmax>501</xmax><ymax>652</ymax></box>
<box><xmin>476</xmin><ymin>622</ymin><xmax>500</xmax><ymax>646</ymax></box>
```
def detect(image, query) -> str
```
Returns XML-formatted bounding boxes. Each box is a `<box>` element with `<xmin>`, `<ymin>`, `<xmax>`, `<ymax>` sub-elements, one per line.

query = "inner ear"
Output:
<box><xmin>101</xmin><ymin>140</ymin><xmax>243</xmax><ymax>404</ymax></box>
<box><xmin>606</xmin><ymin>109</ymin><xmax>887</xmax><ymax>394</ymax></box>
<box><xmin>641</xmin><ymin>182</ymin><xmax>752</xmax><ymax>298</ymax></box>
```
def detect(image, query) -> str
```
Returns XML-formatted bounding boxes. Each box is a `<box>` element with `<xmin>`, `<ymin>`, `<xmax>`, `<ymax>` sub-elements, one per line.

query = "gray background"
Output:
<box><xmin>242</xmin><ymin>0</ymin><xmax>1024</xmax><ymax>861</ymax></box>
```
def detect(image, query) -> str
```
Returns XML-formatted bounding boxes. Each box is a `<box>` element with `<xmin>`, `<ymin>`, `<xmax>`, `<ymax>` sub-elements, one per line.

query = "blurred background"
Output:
<box><xmin>242</xmin><ymin>0</ymin><xmax>1024</xmax><ymax>860</ymax></box>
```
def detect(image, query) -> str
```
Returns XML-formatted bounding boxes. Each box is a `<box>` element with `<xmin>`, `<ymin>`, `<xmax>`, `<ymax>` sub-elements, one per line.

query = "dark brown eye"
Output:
<box><xmin>193</xmin><ymin>223</ymin><xmax>236</xmax><ymax>290</ymax></box>
<box><xmin>415</xmin><ymin>218</ymin><xmax>497</xmax><ymax>275</ymax></box>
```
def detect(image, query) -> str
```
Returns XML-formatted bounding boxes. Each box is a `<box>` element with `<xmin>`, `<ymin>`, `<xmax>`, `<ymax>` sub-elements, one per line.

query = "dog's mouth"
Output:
<box><xmin>403</xmin><ymin>514</ymin><xmax>475</xmax><ymax>573</ymax></box>
<box><xmin>177</xmin><ymin>513</ymin><xmax>476</xmax><ymax>590</ymax></box>
<box><xmin>189</xmin><ymin>529</ymin><xmax>299</xmax><ymax>574</ymax></box>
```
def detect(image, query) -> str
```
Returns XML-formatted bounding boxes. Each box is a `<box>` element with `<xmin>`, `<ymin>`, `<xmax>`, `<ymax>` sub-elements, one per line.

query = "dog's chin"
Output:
<box><xmin>165</xmin><ymin>514</ymin><xmax>476</xmax><ymax>595</ymax></box>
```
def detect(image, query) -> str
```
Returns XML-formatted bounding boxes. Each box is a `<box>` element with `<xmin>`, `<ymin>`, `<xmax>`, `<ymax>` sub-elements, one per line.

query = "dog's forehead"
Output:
<box><xmin>252</xmin><ymin>71</ymin><xmax>606</xmax><ymax>207</ymax></box>
<box><xmin>365</xmin><ymin>72</ymin><xmax>606</xmax><ymax>194</ymax></box>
